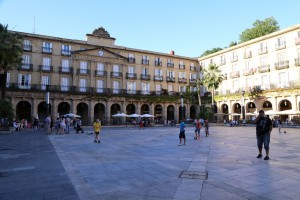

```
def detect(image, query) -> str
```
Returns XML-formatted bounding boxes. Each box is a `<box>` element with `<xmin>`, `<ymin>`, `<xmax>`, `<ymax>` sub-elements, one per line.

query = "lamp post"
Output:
<box><xmin>180</xmin><ymin>93</ymin><xmax>184</xmax><ymax>121</ymax></box>
<box><xmin>46</xmin><ymin>85</ymin><xmax>50</xmax><ymax>118</ymax></box>
<box><xmin>241</xmin><ymin>90</ymin><xmax>245</xmax><ymax>122</ymax></box>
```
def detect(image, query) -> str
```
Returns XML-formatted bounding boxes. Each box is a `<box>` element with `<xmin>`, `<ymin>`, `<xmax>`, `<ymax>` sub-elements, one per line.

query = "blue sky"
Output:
<box><xmin>0</xmin><ymin>0</ymin><xmax>300</xmax><ymax>57</ymax></box>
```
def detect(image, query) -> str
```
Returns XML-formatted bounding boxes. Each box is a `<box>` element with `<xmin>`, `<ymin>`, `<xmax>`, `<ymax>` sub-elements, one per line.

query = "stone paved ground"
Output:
<box><xmin>1</xmin><ymin>125</ymin><xmax>300</xmax><ymax>200</ymax></box>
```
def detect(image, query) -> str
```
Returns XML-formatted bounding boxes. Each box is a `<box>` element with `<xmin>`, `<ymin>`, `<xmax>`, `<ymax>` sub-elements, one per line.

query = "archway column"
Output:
<box><xmin>32</xmin><ymin>98</ymin><xmax>37</xmax><ymax>120</ymax></box>
<box><xmin>162</xmin><ymin>103</ymin><xmax>167</xmax><ymax>122</ymax></box>
<box><xmin>106</xmin><ymin>101</ymin><xmax>111</xmax><ymax>125</ymax></box>
<box><xmin>89</xmin><ymin>100</ymin><xmax>94</xmax><ymax>124</ymax></box>
<box><xmin>71</xmin><ymin>99</ymin><xmax>76</xmax><ymax>114</ymax></box>
<box><xmin>174</xmin><ymin>103</ymin><xmax>179</xmax><ymax>122</ymax></box>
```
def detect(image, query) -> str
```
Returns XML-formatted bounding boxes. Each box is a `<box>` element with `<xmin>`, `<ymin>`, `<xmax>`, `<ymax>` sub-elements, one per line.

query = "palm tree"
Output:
<box><xmin>0</xmin><ymin>23</ymin><xmax>23</xmax><ymax>99</ymax></box>
<box><xmin>202</xmin><ymin>63</ymin><xmax>224</xmax><ymax>111</ymax></box>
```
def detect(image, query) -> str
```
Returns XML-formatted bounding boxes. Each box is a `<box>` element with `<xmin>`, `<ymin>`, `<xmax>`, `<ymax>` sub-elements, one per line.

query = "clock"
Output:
<box><xmin>98</xmin><ymin>50</ymin><xmax>104</xmax><ymax>56</ymax></box>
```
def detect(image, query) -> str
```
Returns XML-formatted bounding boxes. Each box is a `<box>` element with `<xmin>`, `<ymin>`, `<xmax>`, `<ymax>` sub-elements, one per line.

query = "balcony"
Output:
<box><xmin>127</xmin><ymin>57</ymin><xmax>135</xmax><ymax>63</ymax></box>
<box><xmin>190</xmin><ymin>66</ymin><xmax>197</xmax><ymax>71</ymax></box>
<box><xmin>258</xmin><ymin>47</ymin><xmax>268</xmax><ymax>55</ymax></box>
<box><xmin>39</xmin><ymin>65</ymin><xmax>53</xmax><ymax>72</ymax></box>
<box><xmin>141</xmin><ymin>59</ymin><xmax>149</xmax><ymax>65</ymax></box>
<box><xmin>126</xmin><ymin>90</ymin><xmax>138</xmax><ymax>95</ymax></box>
<box><xmin>295</xmin><ymin>58</ymin><xmax>300</xmax><ymax>66</ymax></box>
<box><xmin>167</xmin><ymin>63</ymin><xmax>174</xmax><ymax>68</ymax></box>
<box><xmin>243</xmin><ymin>68</ymin><xmax>255</xmax><ymax>76</ymax></box>
<box><xmin>154</xmin><ymin>75</ymin><xmax>163</xmax><ymax>81</ymax></box>
<box><xmin>59</xmin><ymin>67</ymin><xmax>73</xmax><ymax>74</ymax></box>
<box><xmin>230</xmin><ymin>56</ymin><xmax>238</xmax><ymax>63</ymax></box>
<box><xmin>18</xmin><ymin>63</ymin><xmax>33</xmax><ymax>71</ymax></box>
<box><xmin>275</xmin><ymin>60</ymin><xmax>289</xmax><ymax>70</ymax></box>
<box><xmin>140</xmin><ymin>74</ymin><xmax>150</xmax><ymax>81</ymax></box>
<box><xmin>219</xmin><ymin>60</ymin><xmax>226</xmax><ymax>66</ymax></box>
<box><xmin>257</xmin><ymin>65</ymin><xmax>270</xmax><ymax>73</ymax></box>
<box><xmin>166</xmin><ymin>77</ymin><xmax>175</xmax><ymax>82</ymax></box>
<box><xmin>23</xmin><ymin>44</ymin><xmax>32</xmax><ymax>52</ymax></box>
<box><xmin>111</xmin><ymin>72</ymin><xmax>122</xmax><ymax>78</ymax></box>
<box><xmin>155</xmin><ymin>61</ymin><xmax>162</xmax><ymax>66</ymax></box>
<box><xmin>275</xmin><ymin>42</ymin><xmax>286</xmax><ymax>50</ymax></box>
<box><xmin>179</xmin><ymin>64</ymin><xmax>185</xmax><ymax>69</ymax></box>
<box><xmin>126</xmin><ymin>73</ymin><xmax>137</xmax><ymax>79</ymax></box>
<box><xmin>229</xmin><ymin>71</ymin><xmax>240</xmax><ymax>79</ymax></box>
<box><xmin>77</xmin><ymin>69</ymin><xmax>91</xmax><ymax>75</ymax></box>
<box><xmin>189</xmin><ymin>78</ymin><xmax>196</xmax><ymax>83</ymax></box>
<box><xmin>295</xmin><ymin>38</ymin><xmax>300</xmax><ymax>45</ymax></box>
<box><xmin>244</xmin><ymin>51</ymin><xmax>252</xmax><ymax>59</ymax></box>
<box><xmin>95</xmin><ymin>88</ymin><xmax>110</xmax><ymax>94</ymax></box>
<box><xmin>178</xmin><ymin>78</ymin><xmax>187</xmax><ymax>83</ymax></box>
<box><xmin>42</xmin><ymin>47</ymin><xmax>52</xmax><ymax>54</ymax></box>
<box><xmin>94</xmin><ymin>70</ymin><xmax>107</xmax><ymax>77</ymax></box>
<box><xmin>61</xmin><ymin>49</ymin><xmax>71</xmax><ymax>56</ymax></box>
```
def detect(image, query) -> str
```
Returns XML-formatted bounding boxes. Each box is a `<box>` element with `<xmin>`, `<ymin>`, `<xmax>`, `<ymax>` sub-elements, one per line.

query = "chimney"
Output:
<box><xmin>170</xmin><ymin>50</ymin><xmax>175</xmax><ymax>55</ymax></box>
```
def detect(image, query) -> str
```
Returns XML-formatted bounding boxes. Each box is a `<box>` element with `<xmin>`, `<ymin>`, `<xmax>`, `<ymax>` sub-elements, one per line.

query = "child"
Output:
<box><xmin>93</xmin><ymin>119</ymin><xmax>101</xmax><ymax>143</ymax></box>
<box><xmin>178</xmin><ymin>121</ymin><xmax>186</xmax><ymax>145</ymax></box>
<box><xmin>204</xmin><ymin>120</ymin><xmax>209</xmax><ymax>137</ymax></box>
<box><xmin>194</xmin><ymin>118</ymin><xmax>201</xmax><ymax>140</ymax></box>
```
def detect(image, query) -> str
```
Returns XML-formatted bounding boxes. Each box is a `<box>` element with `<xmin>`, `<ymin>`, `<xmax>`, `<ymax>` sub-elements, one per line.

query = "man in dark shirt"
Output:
<box><xmin>254</xmin><ymin>110</ymin><xmax>273</xmax><ymax>160</ymax></box>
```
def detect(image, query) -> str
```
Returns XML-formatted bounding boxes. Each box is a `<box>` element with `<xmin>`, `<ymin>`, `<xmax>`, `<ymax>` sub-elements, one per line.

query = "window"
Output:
<box><xmin>96</xmin><ymin>80</ymin><xmax>104</xmax><ymax>93</ymax></box>
<box><xmin>277</xmin><ymin>52</ymin><xmax>286</xmax><ymax>62</ymax></box>
<box><xmin>155</xmin><ymin>84</ymin><xmax>162</xmax><ymax>94</ymax></box>
<box><xmin>155</xmin><ymin>69</ymin><xmax>162</xmax><ymax>76</ymax></box>
<box><xmin>246</xmin><ymin>78</ymin><xmax>252</xmax><ymax>89</ymax></box>
<box><xmin>141</xmin><ymin>82</ymin><xmax>150</xmax><ymax>95</ymax></box>
<box><xmin>113</xmin><ymin>81</ymin><xmax>119</xmax><ymax>94</ymax></box>
<box><xmin>278</xmin><ymin>72</ymin><xmax>288</xmax><ymax>88</ymax></box>
<box><xmin>259</xmin><ymin>42</ymin><xmax>268</xmax><ymax>54</ymax></box>
<box><xmin>190</xmin><ymin>86</ymin><xmax>197</xmax><ymax>92</ymax></box>
<box><xmin>179</xmin><ymin>60</ymin><xmax>185</xmax><ymax>68</ymax></box>
<box><xmin>142</xmin><ymin>67</ymin><xmax>148</xmax><ymax>75</ymax></box>
<box><xmin>41</xmin><ymin>76</ymin><xmax>50</xmax><ymax>90</ymax></box>
<box><xmin>22</xmin><ymin>55</ymin><xmax>31</xmax><ymax>69</ymax></box>
<box><xmin>128</xmin><ymin>53</ymin><xmax>135</xmax><ymax>63</ymax></box>
<box><xmin>97</xmin><ymin>63</ymin><xmax>105</xmax><ymax>75</ymax></box>
<box><xmin>233</xmin><ymin>80</ymin><xmax>239</xmax><ymax>92</ymax></box>
<box><xmin>179</xmin><ymin>72</ymin><xmax>186</xmax><ymax>79</ymax></box>
<box><xmin>167</xmin><ymin>70</ymin><xmax>174</xmax><ymax>77</ymax></box>
<box><xmin>62</xmin><ymin>59</ymin><xmax>70</xmax><ymax>72</ymax></box>
<box><xmin>245</xmin><ymin>60</ymin><xmax>252</xmax><ymax>70</ymax></box>
<box><xmin>276</xmin><ymin>37</ymin><xmax>286</xmax><ymax>49</ymax></box>
<box><xmin>42</xmin><ymin>57</ymin><xmax>51</xmax><ymax>70</ymax></box>
<box><xmin>220</xmin><ymin>55</ymin><xmax>226</xmax><ymax>65</ymax></box>
<box><xmin>260</xmin><ymin>57</ymin><xmax>268</xmax><ymax>67</ymax></box>
<box><xmin>168</xmin><ymin>84</ymin><xmax>173</xmax><ymax>92</ymax></box>
<box><xmin>112</xmin><ymin>65</ymin><xmax>120</xmax><ymax>77</ymax></box>
<box><xmin>61</xmin><ymin>77</ymin><xmax>69</xmax><ymax>91</ymax></box>
<box><xmin>142</xmin><ymin>55</ymin><xmax>149</xmax><ymax>64</ymax></box>
<box><xmin>261</xmin><ymin>75</ymin><xmax>270</xmax><ymax>90</ymax></box>
<box><xmin>179</xmin><ymin>86</ymin><xmax>186</xmax><ymax>93</ymax></box>
<box><xmin>42</xmin><ymin>42</ymin><xmax>52</xmax><ymax>53</ymax></box>
<box><xmin>18</xmin><ymin>74</ymin><xmax>31</xmax><ymax>89</ymax></box>
<box><xmin>23</xmin><ymin>40</ymin><xmax>32</xmax><ymax>51</ymax></box>
<box><xmin>127</xmin><ymin>66</ymin><xmax>135</xmax><ymax>78</ymax></box>
<box><xmin>155</xmin><ymin>57</ymin><xmax>162</xmax><ymax>66</ymax></box>
<box><xmin>80</xmin><ymin>61</ymin><xmax>88</xmax><ymax>73</ymax></box>
<box><xmin>128</xmin><ymin>53</ymin><xmax>134</xmax><ymax>58</ymax></box>
<box><xmin>61</xmin><ymin>44</ymin><xmax>71</xmax><ymax>55</ymax></box>
<box><xmin>79</xmin><ymin>79</ymin><xmax>87</xmax><ymax>92</ymax></box>
<box><xmin>6</xmin><ymin>73</ymin><xmax>10</xmax><ymax>88</ymax></box>
<box><xmin>127</xmin><ymin>82</ymin><xmax>136</xmax><ymax>94</ymax></box>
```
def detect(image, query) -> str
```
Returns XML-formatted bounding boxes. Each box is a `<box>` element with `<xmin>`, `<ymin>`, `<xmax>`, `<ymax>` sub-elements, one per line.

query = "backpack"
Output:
<box><xmin>256</xmin><ymin>117</ymin><xmax>270</xmax><ymax>134</ymax></box>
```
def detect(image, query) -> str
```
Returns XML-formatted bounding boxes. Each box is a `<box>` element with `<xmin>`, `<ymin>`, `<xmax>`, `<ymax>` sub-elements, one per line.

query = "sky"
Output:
<box><xmin>0</xmin><ymin>0</ymin><xmax>300</xmax><ymax>58</ymax></box>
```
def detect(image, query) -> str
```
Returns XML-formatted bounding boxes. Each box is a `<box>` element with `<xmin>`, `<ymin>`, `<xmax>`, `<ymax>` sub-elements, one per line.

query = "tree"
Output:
<box><xmin>228</xmin><ymin>41</ymin><xmax>237</xmax><ymax>47</ymax></box>
<box><xmin>200</xmin><ymin>47</ymin><xmax>223</xmax><ymax>57</ymax></box>
<box><xmin>0</xmin><ymin>99</ymin><xmax>14</xmax><ymax>120</ymax></box>
<box><xmin>0</xmin><ymin>24</ymin><xmax>23</xmax><ymax>99</ymax></box>
<box><xmin>202</xmin><ymin>63</ymin><xmax>224</xmax><ymax>111</ymax></box>
<box><xmin>239</xmin><ymin>17</ymin><xmax>280</xmax><ymax>43</ymax></box>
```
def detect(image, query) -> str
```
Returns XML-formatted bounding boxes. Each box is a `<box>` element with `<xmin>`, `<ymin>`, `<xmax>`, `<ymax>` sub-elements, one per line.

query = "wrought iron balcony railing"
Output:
<box><xmin>94</xmin><ymin>70</ymin><xmax>107</xmax><ymax>77</ymax></box>
<box><xmin>167</xmin><ymin>63</ymin><xmax>174</xmax><ymax>68</ymax></box>
<box><xmin>126</xmin><ymin>73</ymin><xmax>137</xmax><ymax>79</ymax></box>
<box><xmin>257</xmin><ymin>65</ymin><xmax>270</xmax><ymax>73</ymax></box>
<box><xmin>166</xmin><ymin>77</ymin><xmax>176</xmax><ymax>82</ymax></box>
<box><xmin>179</xmin><ymin>64</ymin><xmax>185</xmax><ymax>69</ymax></box>
<box><xmin>110</xmin><ymin>72</ymin><xmax>122</xmax><ymax>78</ymax></box>
<box><xmin>229</xmin><ymin>71</ymin><xmax>240</xmax><ymax>79</ymax></box>
<box><xmin>18</xmin><ymin>63</ymin><xmax>33</xmax><ymax>71</ymax></box>
<box><xmin>59</xmin><ymin>67</ymin><xmax>73</xmax><ymax>74</ymax></box>
<box><xmin>142</xmin><ymin>59</ymin><xmax>149</xmax><ymax>65</ymax></box>
<box><xmin>77</xmin><ymin>69</ymin><xmax>91</xmax><ymax>75</ymax></box>
<box><xmin>155</xmin><ymin>61</ymin><xmax>162</xmax><ymax>66</ymax></box>
<box><xmin>23</xmin><ymin>44</ymin><xmax>32</xmax><ymax>52</ymax></box>
<box><xmin>42</xmin><ymin>47</ymin><xmax>52</xmax><ymax>54</ymax></box>
<box><xmin>140</xmin><ymin>74</ymin><xmax>150</xmax><ymax>80</ymax></box>
<box><xmin>61</xmin><ymin>50</ymin><xmax>71</xmax><ymax>56</ymax></box>
<box><xmin>39</xmin><ymin>65</ymin><xmax>53</xmax><ymax>72</ymax></box>
<box><xmin>274</xmin><ymin>60</ymin><xmax>289</xmax><ymax>70</ymax></box>
<box><xmin>127</xmin><ymin>57</ymin><xmax>135</xmax><ymax>63</ymax></box>
<box><xmin>178</xmin><ymin>78</ymin><xmax>187</xmax><ymax>83</ymax></box>
<box><xmin>154</xmin><ymin>75</ymin><xmax>163</xmax><ymax>81</ymax></box>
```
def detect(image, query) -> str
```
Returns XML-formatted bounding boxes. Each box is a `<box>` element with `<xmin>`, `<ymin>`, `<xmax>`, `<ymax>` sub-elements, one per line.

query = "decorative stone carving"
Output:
<box><xmin>92</xmin><ymin>27</ymin><xmax>111</xmax><ymax>38</ymax></box>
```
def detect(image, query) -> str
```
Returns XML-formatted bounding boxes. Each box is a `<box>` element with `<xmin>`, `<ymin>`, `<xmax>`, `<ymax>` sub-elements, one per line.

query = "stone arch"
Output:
<box><xmin>167</xmin><ymin>105</ymin><xmax>175</xmax><ymax>121</ymax></box>
<box><xmin>77</xmin><ymin>102</ymin><xmax>89</xmax><ymax>125</ymax></box>
<box><xmin>94</xmin><ymin>103</ymin><xmax>105</xmax><ymax>123</ymax></box>
<box><xmin>154</xmin><ymin>104</ymin><xmax>163</xmax><ymax>123</ymax></box>
<box><xmin>141</xmin><ymin>104</ymin><xmax>149</xmax><ymax>114</ymax></box>
<box><xmin>37</xmin><ymin>101</ymin><xmax>52</xmax><ymax>120</ymax></box>
<box><xmin>16</xmin><ymin>101</ymin><xmax>31</xmax><ymax>121</ymax></box>
<box><xmin>57</xmin><ymin>102</ymin><xmax>71</xmax><ymax>116</ymax></box>
<box><xmin>126</xmin><ymin>103</ymin><xmax>136</xmax><ymax>115</ymax></box>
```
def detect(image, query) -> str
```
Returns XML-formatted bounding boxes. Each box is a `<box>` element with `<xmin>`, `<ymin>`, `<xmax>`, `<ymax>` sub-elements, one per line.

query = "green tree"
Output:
<box><xmin>0</xmin><ymin>99</ymin><xmax>14</xmax><ymax>120</ymax></box>
<box><xmin>200</xmin><ymin>47</ymin><xmax>223</xmax><ymax>57</ymax></box>
<box><xmin>202</xmin><ymin>63</ymin><xmax>224</xmax><ymax>110</ymax></box>
<box><xmin>239</xmin><ymin>17</ymin><xmax>280</xmax><ymax>43</ymax></box>
<box><xmin>228</xmin><ymin>41</ymin><xmax>237</xmax><ymax>47</ymax></box>
<box><xmin>0</xmin><ymin>24</ymin><xmax>23</xmax><ymax>99</ymax></box>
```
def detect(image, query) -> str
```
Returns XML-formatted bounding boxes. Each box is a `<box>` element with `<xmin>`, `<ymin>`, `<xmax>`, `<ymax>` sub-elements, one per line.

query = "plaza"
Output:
<box><xmin>1</xmin><ymin>125</ymin><xmax>300</xmax><ymax>199</ymax></box>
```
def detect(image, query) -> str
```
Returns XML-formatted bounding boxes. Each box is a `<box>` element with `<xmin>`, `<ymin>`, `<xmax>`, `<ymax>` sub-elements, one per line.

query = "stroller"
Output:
<box><xmin>74</xmin><ymin>120</ymin><xmax>84</xmax><ymax>133</ymax></box>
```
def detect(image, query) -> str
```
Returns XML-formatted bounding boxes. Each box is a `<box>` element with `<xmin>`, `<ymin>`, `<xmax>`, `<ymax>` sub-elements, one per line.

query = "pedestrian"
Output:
<box><xmin>254</xmin><ymin>110</ymin><xmax>273</xmax><ymax>160</ymax></box>
<box><xmin>194</xmin><ymin>118</ymin><xmax>201</xmax><ymax>140</ymax></box>
<box><xmin>93</xmin><ymin>119</ymin><xmax>101</xmax><ymax>143</ymax></box>
<box><xmin>277</xmin><ymin>118</ymin><xmax>282</xmax><ymax>133</ymax></box>
<box><xmin>50</xmin><ymin>117</ymin><xmax>54</xmax><ymax>133</ymax></box>
<box><xmin>178</xmin><ymin>120</ymin><xmax>186</xmax><ymax>146</ymax></box>
<box><xmin>45</xmin><ymin>115</ymin><xmax>51</xmax><ymax>135</ymax></box>
<box><xmin>204</xmin><ymin>119</ymin><xmax>209</xmax><ymax>137</ymax></box>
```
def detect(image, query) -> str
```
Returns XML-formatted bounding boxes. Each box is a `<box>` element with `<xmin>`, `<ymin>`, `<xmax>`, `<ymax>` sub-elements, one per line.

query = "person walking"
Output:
<box><xmin>194</xmin><ymin>118</ymin><xmax>201</xmax><ymax>140</ymax></box>
<box><xmin>178</xmin><ymin>120</ymin><xmax>186</xmax><ymax>146</ymax></box>
<box><xmin>254</xmin><ymin>110</ymin><xmax>273</xmax><ymax>160</ymax></box>
<box><xmin>45</xmin><ymin>115</ymin><xmax>51</xmax><ymax>135</ymax></box>
<box><xmin>204</xmin><ymin>119</ymin><xmax>209</xmax><ymax>137</ymax></box>
<box><xmin>93</xmin><ymin>119</ymin><xmax>101</xmax><ymax>143</ymax></box>
<box><xmin>277</xmin><ymin>118</ymin><xmax>282</xmax><ymax>133</ymax></box>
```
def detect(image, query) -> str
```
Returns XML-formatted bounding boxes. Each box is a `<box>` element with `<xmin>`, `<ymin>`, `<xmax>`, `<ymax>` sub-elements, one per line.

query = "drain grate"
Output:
<box><xmin>179</xmin><ymin>171</ymin><xmax>208</xmax><ymax>180</ymax></box>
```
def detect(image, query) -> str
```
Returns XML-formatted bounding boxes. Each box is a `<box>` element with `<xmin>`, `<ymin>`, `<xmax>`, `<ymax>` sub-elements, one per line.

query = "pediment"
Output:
<box><xmin>73</xmin><ymin>47</ymin><xmax>125</xmax><ymax>60</ymax></box>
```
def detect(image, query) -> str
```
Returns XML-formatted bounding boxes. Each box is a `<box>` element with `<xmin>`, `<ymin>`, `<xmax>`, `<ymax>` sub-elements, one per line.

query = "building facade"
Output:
<box><xmin>6</xmin><ymin>27</ymin><xmax>200</xmax><ymax>125</ymax></box>
<box><xmin>198</xmin><ymin>24</ymin><xmax>300</xmax><ymax>123</ymax></box>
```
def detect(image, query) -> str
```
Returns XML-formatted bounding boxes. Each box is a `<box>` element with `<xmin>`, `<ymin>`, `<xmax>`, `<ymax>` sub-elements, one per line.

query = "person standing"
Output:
<box><xmin>45</xmin><ymin>115</ymin><xmax>51</xmax><ymax>135</ymax></box>
<box><xmin>254</xmin><ymin>110</ymin><xmax>273</xmax><ymax>160</ymax></box>
<box><xmin>93</xmin><ymin>119</ymin><xmax>101</xmax><ymax>143</ymax></box>
<box><xmin>277</xmin><ymin>118</ymin><xmax>282</xmax><ymax>133</ymax></box>
<box><xmin>178</xmin><ymin>121</ymin><xmax>186</xmax><ymax>146</ymax></box>
<box><xmin>204</xmin><ymin>119</ymin><xmax>209</xmax><ymax>137</ymax></box>
<box><xmin>194</xmin><ymin>118</ymin><xmax>201</xmax><ymax>140</ymax></box>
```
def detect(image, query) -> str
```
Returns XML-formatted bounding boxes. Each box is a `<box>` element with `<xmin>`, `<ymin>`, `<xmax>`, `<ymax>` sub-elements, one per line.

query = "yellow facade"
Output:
<box><xmin>7</xmin><ymin>29</ymin><xmax>199</xmax><ymax>125</ymax></box>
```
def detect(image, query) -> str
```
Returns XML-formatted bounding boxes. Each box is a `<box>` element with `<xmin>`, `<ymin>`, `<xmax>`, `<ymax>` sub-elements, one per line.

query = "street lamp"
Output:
<box><xmin>46</xmin><ymin>85</ymin><xmax>50</xmax><ymax>117</ymax></box>
<box><xmin>241</xmin><ymin>90</ymin><xmax>245</xmax><ymax>122</ymax></box>
<box><xmin>180</xmin><ymin>93</ymin><xmax>184</xmax><ymax>121</ymax></box>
